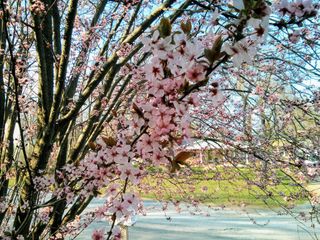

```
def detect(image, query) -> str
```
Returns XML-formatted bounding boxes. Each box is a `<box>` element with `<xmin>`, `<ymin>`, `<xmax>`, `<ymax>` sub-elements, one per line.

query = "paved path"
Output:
<box><xmin>77</xmin><ymin>200</ymin><xmax>320</xmax><ymax>240</ymax></box>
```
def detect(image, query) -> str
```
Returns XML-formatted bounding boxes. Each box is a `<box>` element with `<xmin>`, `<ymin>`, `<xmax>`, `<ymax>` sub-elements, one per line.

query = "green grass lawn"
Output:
<box><xmin>7</xmin><ymin>166</ymin><xmax>309</xmax><ymax>208</ymax></box>
<box><xmin>138</xmin><ymin>166</ymin><xmax>309</xmax><ymax>208</ymax></box>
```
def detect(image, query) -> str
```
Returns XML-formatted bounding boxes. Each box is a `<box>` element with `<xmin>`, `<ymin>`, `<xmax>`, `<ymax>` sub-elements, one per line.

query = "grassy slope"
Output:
<box><xmin>138</xmin><ymin>167</ymin><xmax>308</xmax><ymax>208</ymax></box>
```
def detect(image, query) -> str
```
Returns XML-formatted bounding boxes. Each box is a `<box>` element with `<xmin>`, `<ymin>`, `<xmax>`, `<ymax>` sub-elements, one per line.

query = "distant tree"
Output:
<box><xmin>191</xmin><ymin>0</ymin><xmax>319</xmax><ymax>225</ymax></box>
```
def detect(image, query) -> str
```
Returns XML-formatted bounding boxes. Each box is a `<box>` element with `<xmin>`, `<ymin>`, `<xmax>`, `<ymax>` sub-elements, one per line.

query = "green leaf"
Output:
<box><xmin>181</xmin><ymin>20</ymin><xmax>192</xmax><ymax>34</ymax></box>
<box><xmin>204</xmin><ymin>49</ymin><xmax>215</xmax><ymax>63</ymax></box>
<box><xmin>204</xmin><ymin>35</ymin><xmax>223</xmax><ymax>63</ymax></box>
<box><xmin>158</xmin><ymin>18</ymin><xmax>172</xmax><ymax>38</ymax></box>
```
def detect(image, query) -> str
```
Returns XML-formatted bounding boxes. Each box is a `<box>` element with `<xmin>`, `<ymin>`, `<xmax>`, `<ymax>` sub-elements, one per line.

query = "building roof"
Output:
<box><xmin>184</xmin><ymin>139</ymin><xmax>229</xmax><ymax>151</ymax></box>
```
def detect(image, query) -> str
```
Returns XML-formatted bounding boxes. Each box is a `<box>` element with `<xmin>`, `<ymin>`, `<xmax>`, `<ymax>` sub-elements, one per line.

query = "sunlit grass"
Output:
<box><xmin>7</xmin><ymin>166</ymin><xmax>309</xmax><ymax>208</ymax></box>
<box><xmin>138</xmin><ymin>166</ymin><xmax>308</xmax><ymax>208</ymax></box>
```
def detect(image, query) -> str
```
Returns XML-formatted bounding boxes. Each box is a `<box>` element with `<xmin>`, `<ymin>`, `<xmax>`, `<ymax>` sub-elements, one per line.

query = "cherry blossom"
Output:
<box><xmin>92</xmin><ymin>229</ymin><xmax>105</xmax><ymax>240</ymax></box>
<box><xmin>223</xmin><ymin>38</ymin><xmax>257</xmax><ymax>67</ymax></box>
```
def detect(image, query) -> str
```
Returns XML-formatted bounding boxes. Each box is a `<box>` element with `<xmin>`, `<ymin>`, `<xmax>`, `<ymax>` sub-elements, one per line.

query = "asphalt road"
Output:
<box><xmin>77</xmin><ymin>199</ymin><xmax>320</xmax><ymax>240</ymax></box>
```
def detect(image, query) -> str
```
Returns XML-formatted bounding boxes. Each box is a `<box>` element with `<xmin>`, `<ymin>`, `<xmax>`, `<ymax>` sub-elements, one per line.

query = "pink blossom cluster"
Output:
<box><xmin>85</xmin><ymin>24</ymin><xmax>273</xmax><ymax>237</ymax></box>
<box><xmin>222</xmin><ymin>11</ymin><xmax>270</xmax><ymax>67</ymax></box>
<box><xmin>33</xmin><ymin>175</ymin><xmax>55</xmax><ymax>192</ymax></box>
<box><xmin>223</xmin><ymin>38</ymin><xmax>258</xmax><ymax>67</ymax></box>
<box><xmin>15</xmin><ymin>5</ymin><xmax>276</xmax><ymax>238</ymax></box>
<box><xmin>47</xmin><ymin>30</ymin><xmax>212</xmax><ymax>238</ymax></box>
<box><xmin>38</xmin><ymin>207</ymin><xmax>52</xmax><ymax>224</ymax></box>
<box><xmin>29</xmin><ymin>0</ymin><xmax>46</xmax><ymax>16</ymax></box>
<box><xmin>116</xmin><ymin>43</ymin><xmax>133</xmax><ymax>58</ymax></box>
<box><xmin>275</xmin><ymin>0</ymin><xmax>317</xmax><ymax>17</ymax></box>
<box><xmin>289</xmin><ymin>30</ymin><xmax>301</xmax><ymax>43</ymax></box>
<box><xmin>0</xmin><ymin>202</ymin><xmax>6</xmax><ymax>213</ymax></box>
